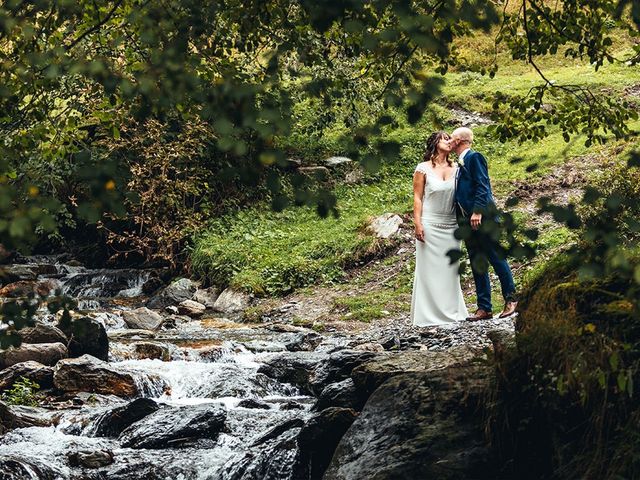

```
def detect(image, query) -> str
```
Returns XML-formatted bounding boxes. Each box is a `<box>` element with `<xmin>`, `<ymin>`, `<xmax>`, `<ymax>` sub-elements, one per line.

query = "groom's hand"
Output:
<box><xmin>470</xmin><ymin>212</ymin><xmax>482</xmax><ymax>230</ymax></box>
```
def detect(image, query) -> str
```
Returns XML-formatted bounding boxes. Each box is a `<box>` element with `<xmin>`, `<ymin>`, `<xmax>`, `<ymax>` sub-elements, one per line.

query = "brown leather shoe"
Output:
<box><xmin>466</xmin><ymin>309</ymin><xmax>493</xmax><ymax>322</ymax></box>
<box><xmin>499</xmin><ymin>301</ymin><xmax>518</xmax><ymax>319</ymax></box>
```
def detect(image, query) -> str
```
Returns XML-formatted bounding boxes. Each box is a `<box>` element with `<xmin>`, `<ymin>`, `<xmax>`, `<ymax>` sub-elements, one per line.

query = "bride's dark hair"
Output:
<box><xmin>423</xmin><ymin>131</ymin><xmax>452</xmax><ymax>167</ymax></box>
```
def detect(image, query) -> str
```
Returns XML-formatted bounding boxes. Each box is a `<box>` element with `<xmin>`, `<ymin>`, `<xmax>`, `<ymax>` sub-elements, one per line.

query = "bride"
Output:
<box><xmin>411</xmin><ymin>131</ymin><xmax>468</xmax><ymax>326</ymax></box>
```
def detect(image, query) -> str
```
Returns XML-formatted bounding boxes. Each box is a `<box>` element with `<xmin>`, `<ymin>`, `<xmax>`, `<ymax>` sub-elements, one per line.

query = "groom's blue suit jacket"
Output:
<box><xmin>455</xmin><ymin>149</ymin><xmax>494</xmax><ymax>216</ymax></box>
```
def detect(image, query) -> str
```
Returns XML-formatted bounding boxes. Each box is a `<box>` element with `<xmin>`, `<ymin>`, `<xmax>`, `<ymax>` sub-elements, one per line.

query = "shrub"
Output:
<box><xmin>1</xmin><ymin>377</ymin><xmax>40</xmax><ymax>407</ymax></box>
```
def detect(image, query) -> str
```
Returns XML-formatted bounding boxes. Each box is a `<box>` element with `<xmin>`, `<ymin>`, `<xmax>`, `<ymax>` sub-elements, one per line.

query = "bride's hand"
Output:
<box><xmin>415</xmin><ymin>224</ymin><xmax>425</xmax><ymax>243</ymax></box>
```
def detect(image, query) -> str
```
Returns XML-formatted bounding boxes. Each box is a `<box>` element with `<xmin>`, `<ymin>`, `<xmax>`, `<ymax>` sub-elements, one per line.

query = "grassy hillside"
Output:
<box><xmin>190</xmin><ymin>28</ymin><xmax>640</xmax><ymax>313</ymax></box>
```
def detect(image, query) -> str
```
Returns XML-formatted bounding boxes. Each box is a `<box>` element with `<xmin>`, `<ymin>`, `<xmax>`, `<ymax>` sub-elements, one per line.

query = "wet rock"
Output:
<box><xmin>251</xmin><ymin>417</ymin><xmax>305</xmax><ymax>446</ymax></box>
<box><xmin>59</xmin><ymin>316</ymin><xmax>109</xmax><ymax>361</ymax></box>
<box><xmin>309</xmin><ymin>349</ymin><xmax>378</xmax><ymax>395</ymax></box>
<box><xmin>350</xmin><ymin>348</ymin><xmax>475</xmax><ymax>399</ymax></box>
<box><xmin>323</xmin><ymin>366</ymin><xmax>495</xmax><ymax>480</ymax></box>
<box><xmin>0</xmin><ymin>264</ymin><xmax>38</xmax><ymax>283</ymax></box>
<box><xmin>243</xmin><ymin>340</ymin><xmax>287</xmax><ymax>353</ymax></box>
<box><xmin>91</xmin><ymin>398</ymin><xmax>160</xmax><ymax>437</ymax></box>
<box><xmin>193</xmin><ymin>287</ymin><xmax>220</xmax><ymax>309</ymax></box>
<box><xmin>258</xmin><ymin>352</ymin><xmax>326</xmax><ymax>393</ymax></box>
<box><xmin>146</xmin><ymin>277</ymin><xmax>197</xmax><ymax>309</ymax></box>
<box><xmin>313</xmin><ymin>378</ymin><xmax>359</xmax><ymax>411</ymax></box>
<box><xmin>121</xmin><ymin>307</ymin><xmax>164</xmax><ymax>330</ymax></box>
<box><xmin>132</xmin><ymin>342</ymin><xmax>170</xmax><ymax>361</ymax></box>
<box><xmin>53</xmin><ymin>355</ymin><xmax>139</xmax><ymax>397</ymax></box>
<box><xmin>0</xmin><ymin>457</ymin><xmax>62</xmax><ymax>480</ymax></box>
<box><xmin>67</xmin><ymin>449</ymin><xmax>114</xmax><ymax>468</ymax></box>
<box><xmin>18</xmin><ymin>323</ymin><xmax>68</xmax><ymax>345</ymax></box>
<box><xmin>284</xmin><ymin>332</ymin><xmax>323</xmax><ymax>352</ymax></box>
<box><xmin>237</xmin><ymin>398</ymin><xmax>272</xmax><ymax>409</ymax></box>
<box><xmin>108</xmin><ymin>329</ymin><xmax>156</xmax><ymax>340</ymax></box>
<box><xmin>0</xmin><ymin>280</ymin><xmax>52</xmax><ymax>298</ymax></box>
<box><xmin>0</xmin><ymin>401</ymin><xmax>53</xmax><ymax>433</ymax></box>
<box><xmin>280</xmin><ymin>400</ymin><xmax>305</xmax><ymax>410</ymax></box>
<box><xmin>213</xmin><ymin>288</ymin><xmax>251</xmax><ymax>313</ymax></box>
<box><xmin>0</xmin><ymin>342</ymin><xmax>68</xmax><ymax>369</ymax></box>
<box><xmin>367</xmin><ymin>213</ymin><xmax>403</xmax><ymax>239</ymax></box>
<box><xmin>295</xmin><ymin>407</ymin><xmax>357</xmax><ymax>479</ymax></box>
<box><xmin>119</xmin><ymin>403</ymin><xmax>227</xmax><ymax>448</ymax></box>
<box><xmin>0</xmin><ymin>361</ymin><xmax>53</xmax><ymax>390</ymax></box>
<box><xmin>141</xmin><ymin>276</ymin><xmax>165</xmax><ymax>295</ymax></box>
<box><xmin>178</xmin><ymin>299</ymin><xmax>206</xmax><ymax>317</ymax></box>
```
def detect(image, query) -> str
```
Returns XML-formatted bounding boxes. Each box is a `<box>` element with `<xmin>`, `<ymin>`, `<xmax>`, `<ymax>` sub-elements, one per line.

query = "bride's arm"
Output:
<box><xmin>413</xmin><ymin>171</ymin><xmax>426</xmax><ymax>242</ymax></box>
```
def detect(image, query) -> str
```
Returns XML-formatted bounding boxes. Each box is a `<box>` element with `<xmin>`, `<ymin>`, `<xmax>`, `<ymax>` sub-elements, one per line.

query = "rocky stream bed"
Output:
<box><xmin>0</xmin><ymin>255</ymin><xmax>514</xmax><ymax>479</ymax></box>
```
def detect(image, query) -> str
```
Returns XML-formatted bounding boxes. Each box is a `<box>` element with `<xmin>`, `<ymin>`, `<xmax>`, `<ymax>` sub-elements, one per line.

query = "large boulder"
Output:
<box><xmin>323</xmin><ymin>366</ymin><xmax>495</xmax><ymax>480</ymax></box>
<box><xmin>0</xmin><ymin>361</ymin><xmax>54</xmax><ymax>390</ymax></box>
<box><xmin>53</xmin><ymin>355</ymin><xmax>140</xmax><ymax>397</ymax></box>
<box><xmin>0</xmin><ymin>343</ymin><xmax>67</xmax><ymax>369</ymax></box>
<box><xmin>119</xmin><ymin>403</ymin><xmax>227</xmax><ymax>448</ymax></box>
<box><xmin>213</xmin><ymin>288</ymin><xmax>251</xmax><ymax>313</ymax></box>
<box><xmin>146</xmin><ymin>278</ymin><xmax>197</xmax><ymax>309</ymax></box>
<box><xmin>18</xmin><ymin>323</ymin><xmax>68</xmax><ymax>345</ymax></box>
<box><xmin>350</xmin><ymin>347</ymin><xmax>476</xmax><ymax>399</ymax></box>
<box><xmin>295</xmin><ymin>407</ymin><xmax>358</xmax><ymax>479</ymax></box>
<box><xmin>121</xmin><ymin>307</ymin><xmax>164</xmax><ymax>331</ymax></box>
<box><xmin>90</xmin><ymin>398</ymin><xmax>160</xmax><ymax>437</ymax></box>
<box><xmin>58</xmin><ymin>316</ymin><xmax>109</xmax><ymax>361</ymax></box>
<box><xmin>0</xmin><ymin>457</ymin><xmax>62</xmax><ymax>480</ymax></box>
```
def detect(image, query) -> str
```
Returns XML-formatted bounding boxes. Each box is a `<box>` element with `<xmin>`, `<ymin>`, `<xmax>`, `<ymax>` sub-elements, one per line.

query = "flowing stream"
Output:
<box><xmin>0</xmin><ymin>257</ymin><xmax>322</xmax><ymax>479</ymax></box>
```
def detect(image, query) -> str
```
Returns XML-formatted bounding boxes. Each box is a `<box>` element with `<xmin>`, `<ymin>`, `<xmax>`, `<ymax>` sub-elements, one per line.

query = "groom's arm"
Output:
<box><xmin>468</xmin><ymin>152</ymin><xmax>491</xmax><ymax>212</ymax></box>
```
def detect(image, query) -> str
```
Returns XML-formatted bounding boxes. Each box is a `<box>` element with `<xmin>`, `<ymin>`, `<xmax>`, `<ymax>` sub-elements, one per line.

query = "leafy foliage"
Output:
<box><xmin>1</xmin><ymin>377</ymin><xmax>41</xmax><ymax>407</ymax></box>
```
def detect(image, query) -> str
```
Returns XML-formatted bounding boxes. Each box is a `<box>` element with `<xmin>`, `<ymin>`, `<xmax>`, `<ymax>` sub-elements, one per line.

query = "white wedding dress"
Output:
<box><xmin>411</xmin><ymin>162</ymin><xmax>469</xmax><ymax>326</ymax></box>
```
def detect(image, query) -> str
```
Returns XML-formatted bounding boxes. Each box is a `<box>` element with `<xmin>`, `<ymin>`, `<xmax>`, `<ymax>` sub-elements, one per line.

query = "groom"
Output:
<box><xmin>451</xmin><ymin>127</ymin><xmax>518</xmax><ymax>321</ymax></box>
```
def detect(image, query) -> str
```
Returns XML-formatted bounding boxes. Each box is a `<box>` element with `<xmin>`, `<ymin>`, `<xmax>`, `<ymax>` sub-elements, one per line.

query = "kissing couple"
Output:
<box><xmin>410</xmin><ymin>127</ymin><xmax>518</xmax><ymax>327</ymax></box>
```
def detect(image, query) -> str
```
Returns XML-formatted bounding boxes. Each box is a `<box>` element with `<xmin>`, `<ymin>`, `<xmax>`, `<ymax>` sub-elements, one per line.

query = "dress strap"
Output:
<box><xmin>415</xmin><ymin>162</ymin><xmax>430</xmax><ymax>175</ymax></box>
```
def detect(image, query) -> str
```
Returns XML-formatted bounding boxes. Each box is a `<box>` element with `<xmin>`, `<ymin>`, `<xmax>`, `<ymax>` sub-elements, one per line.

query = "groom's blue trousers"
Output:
<box><xmin>465</xmin><ymin>234</ymin><xmax>516</xmax><ymax>313</ymax></box>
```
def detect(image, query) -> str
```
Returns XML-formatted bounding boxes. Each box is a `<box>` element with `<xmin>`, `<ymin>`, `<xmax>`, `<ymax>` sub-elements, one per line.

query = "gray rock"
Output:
<box><xmin>53</xmin><ymin>355</ymin><xmax>140</xmax><ymax>397</ymax></box>
<box><xmin>309</xmin><ymin>349</ymin><xmax>378</xmax><ymax>396</ymax></box>
<box><xmin>58</xmin><ymin>316</ymin><xmax>109</xmax><ymax>361</ymax></box>
<box><xmin>193</xmin><ymin>287</ymin><xmax>219</xmax><ymax>309</ymax></box>
<box><xmin>146</xmin><ymin>278</ymin><xmax>198</xmax><ymax>309</ymax></box>
<box><xmin>177</xmin><ymin>299</ymin><xmax>206</xmax><ymax>317</ymax></box>
<box><xmin>213</xmin><ymin>288</ymin><xmax>251</xmax><ymax>313</ymax></box>
<box><xmin>367</xmin><ymin>213</ymin><xmax>403</xmax><ymax>239</ymax></box>
<box><xmin>314</xmin><ymin>378</ymin><xmax>360</xmax><ymax>411</ymax></box>
<box><xmin>119</xmin><ymin>403</ymin><xmax>226</xmax><ymax>449</ymax></box>
<box><xmin>237</xmin><ymin>398</ymin><xmax>272</xmax><ymax>409</ymax></box>
<box><xmin>0</xmin><ymin>342</ymin><xmax>67</xmax><ymax>369</ymax></box>
<box><xmin>67</xmin><ymin>450</ymin><xmax>114</xmax><ymax>468</ymax></box>
<box><xmin>0</xmin><ymin>457</ymin><xmax>62</xmax><ymax>479</ymax></box>
<box><xmin>108</xmin><ymin>329</ymin><xmax>156</xmax><ymax>340</ymax></box>
<box><xmin>121</xmin><ymin>307</ymin><xmax>164</xmax><ymax>330</ymax></box>
<box><xmin>0</xmin><ymin>401</ymin><xmax>54</xmax><ymax>433</ymax></box>
<box><xmin>258</xmin><ymin>352</ymin><xmax>326</xmax><ymax>393</ymax></box>
<box><xmin>350</xmin><ymin>347</ymin><xmax>475</xmax><ymax>399</ymax></box>
<box><xmin>284</xmin><ymin>332</ymin><xmax>323</xmax><ymax>352</ymax></box>
<box><xmin>299</xmin><ymin>166</ymin><xmax>331</xmax><ymax>179</ymax></box>
<box><xmin>323</xmin><ymin>366</ymin><xmax>494</xmax><ymax>480</ymax></box>
<box><xmin>132</xmin><ymin>342</ymin><xmax>170</xmax><ymax>361</ymax></box>
<box><xmin>0</xmin><ymin>361</ymin><xmax>53</xmax><ymax>390</ymax></box>
<box><xmin>295</xmin><ymin>407</ymin><xmax>357</xmax><ymax>479</ymax></box>
<box><xmin>90</xmin><ymin>398</ymin><xmax>160</xmax><ymax>437</ymax></box>
<box><xmin>0</xmin><ymin>264</ymin><xmax>38</xmax><ymax>283</ymax></box>
<box><xmin>18</xmin><ymin>323</ymin><xmax>68</xmax><ymax>345</ymax></box>
<box><xmin>324</xmin><ymin>156</ymin><xmax>353</xmax><ymax>167</ymax></box>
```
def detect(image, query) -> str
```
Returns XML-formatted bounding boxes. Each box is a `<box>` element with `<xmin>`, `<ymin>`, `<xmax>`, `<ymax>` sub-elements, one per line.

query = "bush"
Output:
<box><xmin>1</xmin><ymin>377</ymin><xmax>40</xmax><ymax>407</ymax></box>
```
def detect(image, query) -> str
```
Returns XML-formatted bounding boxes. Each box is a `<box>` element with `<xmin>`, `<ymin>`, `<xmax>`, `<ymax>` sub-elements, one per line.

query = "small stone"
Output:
<box><xmin>67</xmin><ymin>450</ymin><xmax>114</xmax><ymax>468</ymax></box>
<box><xmin>133</xmin><ymin>342</ymin><xmax>170</xmax><ymax>361</ymax></box>
<box><xmin>213</xmin><ymin>288</ymin><xmax>251</xmax><ymax>313</ymax></box>
<box><xmin>367</xmin><ymin>213</ymin><xmax>403</xmax><ymax>239</ymax></box>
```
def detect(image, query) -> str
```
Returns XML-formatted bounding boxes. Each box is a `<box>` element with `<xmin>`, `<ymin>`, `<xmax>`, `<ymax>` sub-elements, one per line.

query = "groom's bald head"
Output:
<box><xmin>451</xmin><ymin>127</ymin><xmax>473</xmax><ymax>154</ymax></box>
